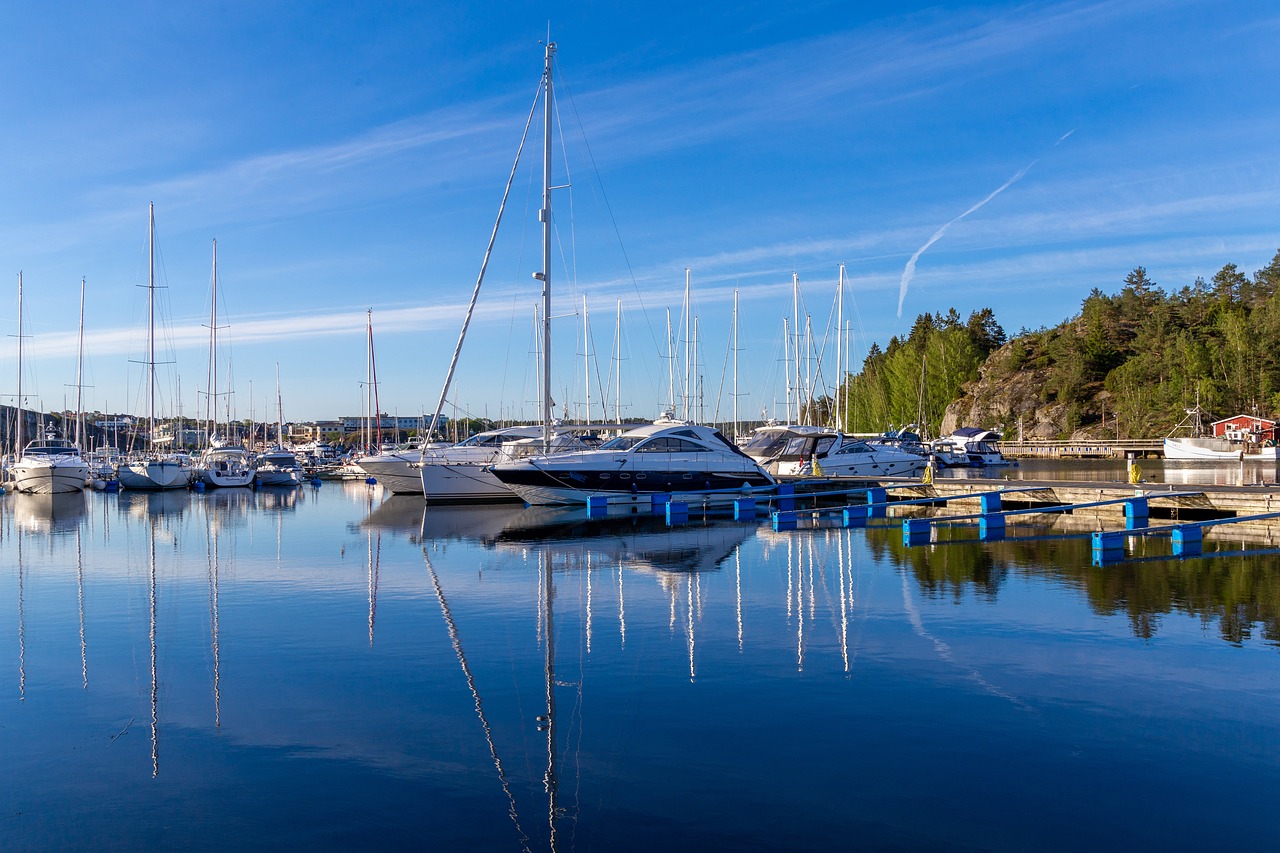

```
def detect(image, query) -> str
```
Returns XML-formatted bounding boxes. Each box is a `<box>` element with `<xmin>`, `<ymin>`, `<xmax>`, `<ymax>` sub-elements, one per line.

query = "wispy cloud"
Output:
<box><xmin>897</xmin><ymin>160</ymin><xmax>1037</xmax><ymax>317</ymax></box>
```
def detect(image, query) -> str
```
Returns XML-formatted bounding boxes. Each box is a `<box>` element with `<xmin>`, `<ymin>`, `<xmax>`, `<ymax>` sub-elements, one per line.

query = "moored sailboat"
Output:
<box><xmin>196</xmin><ymin>239</ymin><xmax>255</xmax><ymax>488</ymax></box>
<box><xmin>118</xmin><ymin>204</ymin><xmax>194</xmax><ymax>490</ymax></box>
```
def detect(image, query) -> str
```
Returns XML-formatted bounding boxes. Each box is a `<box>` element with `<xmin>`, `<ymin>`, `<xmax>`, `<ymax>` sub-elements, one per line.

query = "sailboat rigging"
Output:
<box><xmin>118</xmin><ymin>204</ymin><xmax>194</xmax><ymax>490</ymax></box>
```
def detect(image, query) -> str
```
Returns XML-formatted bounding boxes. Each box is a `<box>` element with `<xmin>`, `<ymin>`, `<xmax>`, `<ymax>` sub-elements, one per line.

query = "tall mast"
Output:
<box><xmin>666</xmin><ymin>308</ymin><xmax>674</xmax><ymax>415</ymax></box>
<box><xmin>683</xmin><ymin>268</ymin><xmax>691</xmax><ymax>421</ymax></box>
<box><xmin>207</xmin><ymin>238</ymin><xmax>218</xmax><ymax>444</ymax></box>
<box><xmin>364</xmin><ymin>309</ymin><xmax>373</xmax><ymax>451</ymax></box>
<box><xmin>15</xmin><ymin>271</ymin><xmax>23</xmax><ymax>453</ymax></box>
<box><xmin>582</xmin><ymin>295</ymin><xmax>589</xmax><ymax>423</ymax></box>
<box><xmin>782</xmin><ymin>316</ymin><xmax>791</xmax><ymax>423</ymax></box>
<box><xmin>76</xmin><ymin>276</ymin><xmax>86</xmax><ymax>448</ymax></box>
<box><xmin>540</xmin><ymin>40</ymin><xmax>556</xmax><ymax>450</ymax></box>
<box><xmin>275</xmin><ymin>363</ymin><xmax>284</xmax><ymax>447</ymax></box>
<box><xmin>732</xmin><ymin>288</ymin><xmax>739</xmax><ymax>441</ymax></box>
<box><xmin>792</xmin><ymin>272</ymin><xmax>801</xmax><ymax>424</ymax></box>
<box><xmin>835</xmin><ymin>264</ymin><xmax>844</xmax><ymax>430</ymax></box>
<box><xmin>614</xmin><ymin>298</ymin><xmax>622</xmax><ymax>424</ymax></box>
<box><xmin>693</xmin><ymin>315</ymin><xmax>701</xmax><ymax>424</ymax></box>
<box><xmin>149</xmin><ymin>207</ymin><xmax>157</xmax><ymax>448</ymax></box>
<box><xmin>370</xmin><ymin>312</ymin><xmax>382</xmax><ymax>448</ymax></box>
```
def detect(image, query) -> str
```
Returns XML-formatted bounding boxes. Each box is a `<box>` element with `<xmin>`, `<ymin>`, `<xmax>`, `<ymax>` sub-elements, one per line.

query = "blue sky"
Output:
<box><xmin>2</xmin><ymin>1</ymin><xmax>1278</xmax><ymax>425</ymax></box>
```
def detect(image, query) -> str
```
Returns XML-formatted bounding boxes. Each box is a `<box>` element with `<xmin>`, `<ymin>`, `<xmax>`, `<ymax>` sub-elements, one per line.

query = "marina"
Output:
<box><xmin>2</xmin><ymin>475</ymin><xmax>1279</xmax><ymax>849</ymax></box>
<box><xmin>4</xmin><ymin>4</ymin><xmax>1280</xmax><ymax>849</ymax></box>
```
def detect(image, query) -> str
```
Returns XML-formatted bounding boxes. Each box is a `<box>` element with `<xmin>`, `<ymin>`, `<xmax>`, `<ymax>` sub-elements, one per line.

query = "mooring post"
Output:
<box><xmin>842</xmin><ymin>507</ymin><xmax>867</xmax><ymax>528</ymax></box>
<box><xmin>586</xmin><ymin>495</ymin><xmax>608</xmax><ymax>518</ymax></box>
<box><xmin>1091</xmin><ymin>530</ymin><xmax>1125</xmax><ymax>565</ymax></box>
<box><xmin>1124</xmin><ymin>498</ymin><xmax>1149</xmax><ymax>530</ymax></box>
<box><xmin>1171</xmin><ymin>524</ymin><xmax>1203</xmax><ymax>557</ymax></box>
<box><xmin>866</xmin><ymin>487</ymin><xmax>887</xmax><ymax>518</ymax></box>
<box><xmin>979</xmin><ymin>514</ymin><xmax>1006</xmax><ymax>541</ymax></box>
<box><xmin>902</xmin><ymin>517</ymin><xmax>931</xmax><ymax>546</ymax></box>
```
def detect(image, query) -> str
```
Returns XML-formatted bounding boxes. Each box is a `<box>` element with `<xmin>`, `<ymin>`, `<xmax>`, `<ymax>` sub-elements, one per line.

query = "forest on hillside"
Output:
<box><xmin>833</xmin><ymin>248</ymin><xmax>1280</xmax><ymax>438</ymax></box>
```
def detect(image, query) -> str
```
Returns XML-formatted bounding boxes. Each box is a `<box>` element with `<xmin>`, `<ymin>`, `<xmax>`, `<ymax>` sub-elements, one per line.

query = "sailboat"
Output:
<box><xmin>353</xmin><ymin>310</ymin><xmax>431</xmax><ymax>492</ymax></box>
<box><xmin>196</xmin><ymin>239</ymin><xmax>256</xmax><ymax>488</ymax></box>
<box><xmin>118</xmin><ymin>204</ymin><xmax>195</xmax><ymax>490</ymax></box>
<box><xmin>255</xmin><ymin>364</ymin><xmax>303</xmax><ymax>486</ymax></box>
<box><xmin>413</xmin><ymin>41</ymin><xmax>609</xmax><ymax>503</ymax></box>
<box><xmin>9</xmin><ymin>272</ymin><xmax>90</xmax><ymax>494</ymax></box>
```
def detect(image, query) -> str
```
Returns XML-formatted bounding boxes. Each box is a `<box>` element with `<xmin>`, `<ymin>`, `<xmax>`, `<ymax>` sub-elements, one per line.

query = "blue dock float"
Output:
<box><xmin>772</xmin><ymin>510</ymin><xmax>799</xmax><ymax>531</ymax></box>
<box><xmin>734</xmin><ymin>497</ymin><xmax>757</xmax><ymax>520</ymax></box>
<box><xmin>586</xmin><ymin>495</ymin><xmax>609</xmax><ymax>518</ymax></box>
<box><xmin>903</xmin><ymin>517</ymin><xmax>932</xmax><ymax>545</ymax></box>
<box><xmin>1091</xmin><ymin>510</ymin><xmax>1280</xmax><ymax>564</ymax></box>
<box><xmin>665</xmin><ymin>500</ymin><xmax>689</xmax><ymax>525</ymax></box>
<box><xmin>899</xmin><ymin>490</ymin><xmax>1203</xmax><ymax>546</ymax></box>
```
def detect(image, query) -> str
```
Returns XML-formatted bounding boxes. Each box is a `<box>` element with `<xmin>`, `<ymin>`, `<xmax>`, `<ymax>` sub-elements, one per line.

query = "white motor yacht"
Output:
<box><xmin>490</xmin><ymin>421</ymin><xmax>775</xmax><ymax>506</ymax></box>
<box><xmin>10</xmin><ymin>429</ymin><xmax>90</xmax><ymax>494</ymax></box>
<box><xmin>741</xmin><ymin>424</ymin><xmax>927</xmax><ymax>478</ymax></box>
<box><xmin>930</xmin><ymin>427</ymin><xmax>1011</xmax><ymax>467</ymax></box>
<box><xmin>255</xmin><ymin>446</ymin><xmax>303</xmax><ymax>486</ymax></box>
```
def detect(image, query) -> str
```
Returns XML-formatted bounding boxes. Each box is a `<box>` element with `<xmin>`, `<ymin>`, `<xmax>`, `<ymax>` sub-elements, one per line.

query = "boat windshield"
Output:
<box><xmin>599</xmin><ymin>435</ymin><xmax>645</xmax><ymax>451</ymax></box>
<box><xmin>835</xmin><ymin>441</ymin><xmax>874</xmax><ymax>454</ymax></box>
<box><xmin>742</xmin><ymin>432</ymin><xmax>789</xmax><ymax>455</ymax></box>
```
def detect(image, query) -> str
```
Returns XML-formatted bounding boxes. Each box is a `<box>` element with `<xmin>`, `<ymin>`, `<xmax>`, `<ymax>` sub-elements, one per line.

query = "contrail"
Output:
<box><xmin>896</xmin><ymin>159</ymin><xmax>1038</xmax><ymax>317</ymax></box>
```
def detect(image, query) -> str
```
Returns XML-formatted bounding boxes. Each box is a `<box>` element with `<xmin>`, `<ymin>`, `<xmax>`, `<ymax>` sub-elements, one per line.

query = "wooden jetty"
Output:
<box><xmin>996</xmin><ymin>439</ymin><xmax>1163</xmax><ymax>459</ymax></box>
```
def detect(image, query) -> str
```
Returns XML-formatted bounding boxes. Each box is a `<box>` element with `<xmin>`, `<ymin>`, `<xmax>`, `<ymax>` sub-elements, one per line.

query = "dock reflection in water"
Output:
<box><xmin>0</xmin><ymin>481</ymin><xmax>1278</xmax><ymax>849</ymax></box>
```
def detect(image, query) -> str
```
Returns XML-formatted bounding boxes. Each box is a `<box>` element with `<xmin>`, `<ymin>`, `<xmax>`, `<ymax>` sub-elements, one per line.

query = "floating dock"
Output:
<box><xmin>878</xmin><ymin>476</ymin><xmax>1280</xmax><ymax>519</ymax></box>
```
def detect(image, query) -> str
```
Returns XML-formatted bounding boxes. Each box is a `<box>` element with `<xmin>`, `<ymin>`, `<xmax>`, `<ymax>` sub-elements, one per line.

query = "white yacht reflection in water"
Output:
<box><xmin>12</xmin><ymin>492</ymin><xmax>88</xmax><ymax>535</ymax></box>
<box><xmin>416</xmin><ymin>499</ymin><xmax>767</xmax><ymax>851</ymax></box>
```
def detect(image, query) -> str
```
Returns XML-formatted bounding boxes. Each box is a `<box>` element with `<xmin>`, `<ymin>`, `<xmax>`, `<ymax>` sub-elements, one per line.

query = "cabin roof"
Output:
<box><xmin>1210</xmin><ymin>415</ymin><xmax>1276</xmax><ymax>428</ymax></box>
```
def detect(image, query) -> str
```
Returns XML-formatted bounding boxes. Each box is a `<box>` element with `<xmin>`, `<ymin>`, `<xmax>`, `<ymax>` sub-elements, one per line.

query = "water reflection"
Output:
<box><xmin>864</xmin><ymin>521</ymin><xmax>1280</xmax><ymax>645</ymax></box>
<box><xmin>11</xmin><ymin>492</ymin><xmax>87</xmax><ymax>534</ymax></box>
<box><xmin>2</xmin><ymin>482</ymin><xmax>1278</xmax><ymax>849</ymax></box>
<box><xmin>118</xmin><ymin>488</ymin><xmax>189</xmax><ymax>521</ymax></box>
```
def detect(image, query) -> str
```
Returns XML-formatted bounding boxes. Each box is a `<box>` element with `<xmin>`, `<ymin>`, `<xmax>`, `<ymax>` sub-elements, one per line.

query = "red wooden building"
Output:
<box><xmin>1211</xmin><ymin>415</ymin><xmax>1277</xmax><ymax>442</ymax></box>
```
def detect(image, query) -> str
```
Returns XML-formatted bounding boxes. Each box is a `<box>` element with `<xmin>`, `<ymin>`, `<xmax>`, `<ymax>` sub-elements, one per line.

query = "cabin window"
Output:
<box><xmin>636</xmin><ymin>437</ymin><xmax>704</xmax><ymax>453</ymax></box>
<box><xmin>836</xmin><ymin>442</ymin><xmax>872</xmax><ymax>455</ymax></box>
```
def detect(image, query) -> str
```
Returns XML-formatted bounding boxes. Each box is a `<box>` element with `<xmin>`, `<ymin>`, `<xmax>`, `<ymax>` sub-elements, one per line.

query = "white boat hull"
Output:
<box><xmin>256</xmin><ymin>469</ymin><xmax>302</xmax><ymax>486</ymax></box>
<box><xmin>1163</xmin><ymin>437</ymin><xmax>1280</xmax><ymax>461</ymax></box>
<box><xmin>118</xmin><ymin>459</ymin><xmax>192</xmax><ymax>490</ymax></box>
<box><xmin>503</xmin><ymin>480</ymin><xmax>760</xmax><ymax>507</ymax></box>
<box><xmin>201</xmin><ymin>468</ymin><xmax>256</xmax><ymax>488</ymax></box>
<box><xmin>358</xmin><ymin>453</ymin><xmax>424</xmax><ymax>494</ymax></box>
<box><xmin>420</xmin><ymin>462</ymin><xmax>520</xmax><ymax>503</ymax></box>
<box><xmin>10</xmin><ymin>461</ymin><xmax>89</xmax><ymax>494</ymax></box>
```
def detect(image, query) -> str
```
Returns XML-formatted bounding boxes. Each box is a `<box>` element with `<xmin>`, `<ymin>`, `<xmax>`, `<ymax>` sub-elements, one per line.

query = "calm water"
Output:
<box><xmin>2</xmin><ymin>480</ymin><xmax>1279</xmax><ymax>850</ymax></box>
